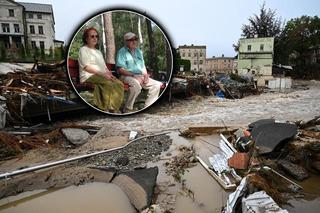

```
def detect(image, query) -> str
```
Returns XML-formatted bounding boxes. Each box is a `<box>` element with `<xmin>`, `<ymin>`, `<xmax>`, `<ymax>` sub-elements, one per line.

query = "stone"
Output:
<box><xmin>278</xmin><ymin>160</ymin><xmax>309</xmax><ymax>181</ymax></box>
<box><xmin>112</xmin><ymin>167</ymin><xmax>159</xmax><ymax>211</ymax></box>
<box><xmin>61</xmin><ymin>128</ymin><xmax>90</xmax><ymax>146</ymax></box>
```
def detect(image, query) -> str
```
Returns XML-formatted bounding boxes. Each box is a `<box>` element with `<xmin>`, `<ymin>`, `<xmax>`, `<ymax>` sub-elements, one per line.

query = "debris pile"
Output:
<box><xmin>193</xmin><ymin>116</ymin><xmax>320</xmax><ymax>212</ymax></box>
<box><xmin>0</xmin><ymin>68</ymin><xmax>75</xmax><ymax>125</ymax></box>
<box><xmin>214</xmin><ymin>77</ymin><xmax>259</xmax><ymax>99</ymax></box>
<box><xmin>164</xmin><ymin>145</ymin><xmax>197</xmax><ymax>182</ymax></box>
<box><xmin>0</xmin><ymin>124</ymin><xmax>99</xmax><ymax>159</ymax></box>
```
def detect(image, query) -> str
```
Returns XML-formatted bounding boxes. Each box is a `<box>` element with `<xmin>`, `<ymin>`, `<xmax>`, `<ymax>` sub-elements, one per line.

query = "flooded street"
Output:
<box><xmin>76</xmin><ymin>80</ymin><xmax>320</xmax><ymax>133</ymax></box>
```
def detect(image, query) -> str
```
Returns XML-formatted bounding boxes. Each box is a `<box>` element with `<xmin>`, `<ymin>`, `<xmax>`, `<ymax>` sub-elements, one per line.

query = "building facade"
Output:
<box><xmin>236</xmin><ymin>37</ymin><xmax>274</xmax><ymax>87</ymax></box>
<box><xmin>206</xmin><ymin>54</ymin><xmax>235</xmax><ymax>75</ymax></box>
<box><xmin>177</xmin><ymin>44</ymin><xmax>206</xmax><ymax>72</ymax></box>
<box><xmin>0</xmin><ymin>0</ymin><xmax>60</xmax><ymax>55</ymax></box>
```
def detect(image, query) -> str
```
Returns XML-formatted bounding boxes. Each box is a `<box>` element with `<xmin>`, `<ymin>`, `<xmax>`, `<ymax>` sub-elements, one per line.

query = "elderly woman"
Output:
<box><xmin>78</xmin><ymin>27</ymin><xmax>124</xmax><ymax>113</ymax></box>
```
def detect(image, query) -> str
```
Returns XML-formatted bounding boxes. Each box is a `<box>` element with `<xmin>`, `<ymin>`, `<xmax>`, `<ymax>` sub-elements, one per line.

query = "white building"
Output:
<box><xmin>0</xmin><ymin>0</ymin><xmax>62</xmax><ymax>55</ymax></box>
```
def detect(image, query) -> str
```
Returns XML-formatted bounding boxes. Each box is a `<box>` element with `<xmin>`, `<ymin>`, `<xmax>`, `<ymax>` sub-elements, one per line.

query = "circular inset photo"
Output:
<box><xmin>67</xmin><ymin>9</ymin><xmax>173</xmax><ymax>115</ymax></box>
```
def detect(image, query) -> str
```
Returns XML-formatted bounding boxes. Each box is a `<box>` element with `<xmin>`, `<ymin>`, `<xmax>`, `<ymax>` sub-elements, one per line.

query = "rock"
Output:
<box><xmin>112</xmin><ymin>167</ymin><xmax>159</xmax><ymax>211</ymax></box>
<box><xmin>278</xmin><ymin>160</ymin><xmax>309</xmax><ymax>181</ymax></box>
<box><xmin>61</xmin><ymin>128</ymin><xmax>90</xmax><ymax>146</ymax></box>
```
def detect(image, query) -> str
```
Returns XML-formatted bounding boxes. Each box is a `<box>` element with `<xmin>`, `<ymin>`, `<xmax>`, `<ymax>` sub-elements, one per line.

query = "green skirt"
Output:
<box><xmin>86</xmin><ymin>75</ymin><xmax>124</xmax><ymax>111</ymax></box>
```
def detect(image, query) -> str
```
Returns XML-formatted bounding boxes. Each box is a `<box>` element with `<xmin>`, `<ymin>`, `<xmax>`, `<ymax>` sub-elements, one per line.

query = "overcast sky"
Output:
<box><xmin>18</xmin><ymin>0</ymin><xmax>320</xmax><ymax>57</ymax></box>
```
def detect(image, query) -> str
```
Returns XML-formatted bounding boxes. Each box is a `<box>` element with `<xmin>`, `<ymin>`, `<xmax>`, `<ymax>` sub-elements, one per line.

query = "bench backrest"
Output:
<box><xmin>68</xmin><ymin>58</ymin><xmax>117</xmax><ymax>84</ymax></box>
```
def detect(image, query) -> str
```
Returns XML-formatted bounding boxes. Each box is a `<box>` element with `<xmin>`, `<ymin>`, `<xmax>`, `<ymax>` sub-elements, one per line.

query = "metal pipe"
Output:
<box><xmin>0</xmin><ymin>132</ymin><xmax>170</xmax><ymax>180</ymax></box>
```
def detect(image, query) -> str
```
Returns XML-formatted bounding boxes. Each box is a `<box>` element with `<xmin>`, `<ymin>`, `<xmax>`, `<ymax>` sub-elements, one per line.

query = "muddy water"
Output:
<box><xmin>284</xmin><ymin>174</ymin><xmax>320</xmax><ymax>213</ymax></box>
<box><xmin>0</xmin><ymin>183</ymin><xmax>136</xmax><ymax>213</ymax></box>
<box><xmin>155</xmin><ymin>132</ymin><xmax>230</xmax><ymax>213</ymax></box>
<box><xmin>175</xmin><ymin>164</ymin><xmax>229</xmax><ymax>213</ymax></box>
<box><xmin>174</xmin><ymin>134</ymin><xmax>230</xmax><ymax>213</ymax></box>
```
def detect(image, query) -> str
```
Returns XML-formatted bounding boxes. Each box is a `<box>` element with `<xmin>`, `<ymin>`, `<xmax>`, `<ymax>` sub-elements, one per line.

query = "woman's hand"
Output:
<box><xmin>102</xmin><ymin>71</ymin><xmax>116</xmax><ymax>80</ymax></box>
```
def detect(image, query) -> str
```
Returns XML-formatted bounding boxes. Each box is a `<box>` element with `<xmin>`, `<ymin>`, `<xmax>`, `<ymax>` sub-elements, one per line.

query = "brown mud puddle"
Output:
<box><xmin>0</xmin><ymin>182</ymin><xmax>135</xmax><ymax>213</ymax></box>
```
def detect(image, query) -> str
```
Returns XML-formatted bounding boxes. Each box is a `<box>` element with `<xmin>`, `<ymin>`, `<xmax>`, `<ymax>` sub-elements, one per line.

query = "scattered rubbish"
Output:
<box><xmin>251</xmin><ymin>122</ymin><xmax>297</xmax><ymax>155</ymax></box>
<box><xmin>165</xmin><ymin>146</ymin><xmax>197</xmax><ymax>182</ymax></box>
<box><xmin>242</xmin><ymin>190</ymin><xmax>289</xmax><ymax>213</ymax></box>
<box><xmin>61</xmin><ymin>128</ymin><xmax>90</xmax><ymax>146</ymax></box>
<box><xmin>228</xmin><ymin>153</ymin><xmax>250</xmax><ymax>170</ymax></box>
<box><xmin>196</xmin><ymin>134</ymin><xmax>241</xmax><ymax>190</ymax></box>
<box><xmin>216</xmin><ymin>89</ymin><xmax>224</xmax><ymax>98</ymax></box>
<box><xmin>111</xmin><ymin>167</ymin><xmax>159</xmax><ymax>211</ymax></box>
<box><xmin>223</xmin><ymin>177</ymin><xmax>247</xmax><ymax>213</ymax></box>
<box><xmin>129</xmin><ymin>131</ymin><xmax>138</xmax><ymax>140</ymax></box>
<box><xmin>197</xmin><ymin>156</ymin><xmax>236</xmax><ymax>190</ymax></box>
<box><xmin>235</xmin><ymin>136</ymin><xmax>253</xmax><ymax>152</ymax></box>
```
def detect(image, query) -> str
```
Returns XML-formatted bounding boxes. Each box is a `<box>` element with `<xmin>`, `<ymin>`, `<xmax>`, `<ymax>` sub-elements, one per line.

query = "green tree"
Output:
<box><xmin>278</xmin><ymin>15</ymin><xmax>320</xmax><ymax>65</ymax></box>
<box><xmin>241</xmin><ymin>2</ymin><xmax>283</xmax><ymax>38</ymax></box>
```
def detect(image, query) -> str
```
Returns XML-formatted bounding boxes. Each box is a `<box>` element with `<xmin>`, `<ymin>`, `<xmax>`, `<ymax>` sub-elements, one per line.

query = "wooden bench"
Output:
<box><xmin>67</xmin><ymin>58</ymin><xmax>165</xmax><ymax>91</ymax></box>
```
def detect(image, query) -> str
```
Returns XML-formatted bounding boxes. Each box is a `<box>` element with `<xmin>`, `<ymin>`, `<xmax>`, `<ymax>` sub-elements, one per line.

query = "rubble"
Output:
<box><xmin>277</xmin><ymin>160</ymin><xmax>309</xmax><ymax>181</ymax></box>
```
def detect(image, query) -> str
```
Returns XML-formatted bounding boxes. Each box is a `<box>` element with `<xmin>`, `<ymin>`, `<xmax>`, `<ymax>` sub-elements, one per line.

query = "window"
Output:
<box><xmin>199</xmin><ymin>68</ymin><xmax>202</xmax><ymax>71</ymax></box>
<box><xmin>182</xmin><ymin>53</ymin><xmax>185</xmax><ymax>57</ymax></box>
<box><xmin>260</xmin><ymin>44</ymin><xmax>264</xmax><ymax>51</ymax></box>
<box><xmin>38</xmin><ymin>26</ymin><xmax>44</xmax><ymax>35</ymax></box>
<box><xmin>14</xmin><ymin>24</ymin><xmax>19</xmax><ymax>33</ymax></box>
<box><xmin>28</xmin><ymin>13</ymin><xmax>33</xmax><ymax>18</ymax></box>
<box><xmin>31</xmin><ymin>41</ymin><xmax>36</xmax><ymax>48</ymax></box>
<box><xmin>2</xmin><ymin>23</ymin><xmax>10</xmax><ymax>33</ymax></box>
<box><xmin>200</xmin><ymin>53</ymin><xmax>203</xmax><ymax>57</ymax></box>
<box><xmin>194</xmin><ymin>53</ymin><xmax>197</xmax><ymax>57</ymax></box>
<box><xmin>194</xmin><ymin>61</ymin><xmax>197</xmax><ymax>65</ymax></box>
<box><xmin>247</xmin><ymin>45</ymin><xmax>251</xmax><ymax>51</ymax></box>
<box><xmin>30</xmin><ymin>25</ymin><xmax>35</xmax><ymax>34</ymax></box>
<box><xmin>200</xmin><ymin>60</ymin><xmax>203</xmax><ymax>64</ymax></box>
<box><xmin>37</xmin><ymin>14</ymin><xmax>42</xmax><ymax>19</ymax></box>
<box><xmin>9</xmin><ymin>9</ymin><xmax>14</xmax><ymax>17</ymax></box>
<box><xmin>265</xmin><ymin>80</ymin><xmax>269</xmax><ymax>86</ymax></box>
<box><xmin>40</xmin><ymin>41</ymin><xmax>45</xmax><ymax>49</ymax></box>
<box><xmin>188</xmin><ymin>53</ymin><xmax>191</xmax><ymax>57</ymax></box>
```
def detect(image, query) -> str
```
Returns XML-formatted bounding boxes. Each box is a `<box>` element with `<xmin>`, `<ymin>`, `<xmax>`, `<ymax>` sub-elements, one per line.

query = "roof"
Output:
<box><xmin>178</xmin><ymin>45</ymin><xmax>206</xmax><ymax>49</ymax></box>
<box><xmin>206</xmin><ymin>57</ymin><xmax>234</xmax><ymax>60</ymax></box>
<box><xmin>17</xmin><ymin>2</ymin><xmax>53</xmax><ymax>13</ymax></box>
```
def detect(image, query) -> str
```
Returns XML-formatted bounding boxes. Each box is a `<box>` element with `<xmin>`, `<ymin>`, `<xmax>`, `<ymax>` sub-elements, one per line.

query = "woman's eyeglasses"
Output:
<box><xmin>90</xmin><ymin>35</ymin><xmax>99</xmax><ymax>39</ymax></box>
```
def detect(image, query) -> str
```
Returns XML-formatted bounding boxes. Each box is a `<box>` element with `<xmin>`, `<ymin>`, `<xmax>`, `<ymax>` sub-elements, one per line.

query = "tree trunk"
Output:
<box><xmin>146</xmin><ymin>19</ymin><xmax>158</xmax><ymax>79</ymax></box>
<box><xmin>103</xmin><ymin>12</ymin><xmax>115</xmax><ymax>64</ymax></box>
<box><xmin>165</xmin><ymin>37</ymin><xmax>172</xmax><ymax>80</ymax></box>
